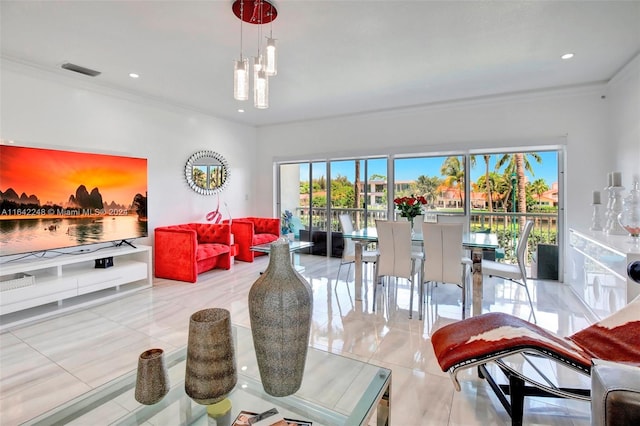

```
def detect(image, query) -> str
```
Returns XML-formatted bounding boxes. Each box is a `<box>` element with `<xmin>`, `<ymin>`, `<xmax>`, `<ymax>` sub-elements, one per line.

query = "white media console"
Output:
<box><xmin>0</xmin><ymin>244</ymin><xmax>152</xmax><ymax>329</ymax></box>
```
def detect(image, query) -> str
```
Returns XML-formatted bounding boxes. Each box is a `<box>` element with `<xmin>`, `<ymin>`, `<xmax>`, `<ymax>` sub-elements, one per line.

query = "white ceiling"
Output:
<box><xmin>2</xmin><ymin>1</ymin><xmax>639</xmax><ymax>127</ymax></box>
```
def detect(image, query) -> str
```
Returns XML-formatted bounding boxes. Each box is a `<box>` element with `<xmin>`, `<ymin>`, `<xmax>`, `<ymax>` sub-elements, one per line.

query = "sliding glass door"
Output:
<box><xmin>277</xmin><ymin>148</ymin><xmax>561</xmax><ymax>272</ymax></box>
<box><xmin>278</xmin><ymin>158</ymin><xmax>387</xmax><ymax>257</ymax></box>
<box><xmin>468</xmin><ymin>150</ymin><xmax>561</xmax><ymax>267</ymax></box>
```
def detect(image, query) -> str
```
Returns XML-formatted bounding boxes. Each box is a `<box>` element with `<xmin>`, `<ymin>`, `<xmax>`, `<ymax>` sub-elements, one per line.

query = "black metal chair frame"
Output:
<box><xmin>466</xmin><ymin>350</ymin><xmax>591</xmax><ymax>426</ymax></box>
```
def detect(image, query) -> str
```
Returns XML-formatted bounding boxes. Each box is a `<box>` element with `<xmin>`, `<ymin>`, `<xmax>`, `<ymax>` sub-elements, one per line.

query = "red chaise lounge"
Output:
<box><xmin>154</xmin><ymin>223</ymin><xmax>233</xmax><ymax>283</ymax></box>
<box><xmin>431</xmin><ymin>296</ymin><xmax>640</xmax><ymax>425</ymax></box>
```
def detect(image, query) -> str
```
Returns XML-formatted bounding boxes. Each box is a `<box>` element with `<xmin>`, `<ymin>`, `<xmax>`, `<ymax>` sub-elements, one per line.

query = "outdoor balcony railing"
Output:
<box><xmin>293</xmin><ymin>207</ymin><xmax>557</xmax><ymax>265</ymax></box>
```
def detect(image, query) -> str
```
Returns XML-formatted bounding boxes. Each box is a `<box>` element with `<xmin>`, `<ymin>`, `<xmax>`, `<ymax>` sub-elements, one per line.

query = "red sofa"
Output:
<box><xmin>225</xmin><ymin>217</ymin><xmax>280</xmax><ymax>262</ymax></box>
<box><xmin>154</xmin><ymin>223</ymin><xmax>234</xmax><ymax>283</ymax></box>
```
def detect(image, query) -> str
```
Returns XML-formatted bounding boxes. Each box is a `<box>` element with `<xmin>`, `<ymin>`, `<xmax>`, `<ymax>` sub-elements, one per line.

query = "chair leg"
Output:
<box><xmin>373</xmin><ymin>267</ymin><xmax>380</xmax><ymax>312</ymax></box>
<box><xmin>461</xmin><ymin>267</ymin><xmax>466</xmax><ymax>320</ymax></box>
<box><xmin>408</xmin><ymin>260</ymin><xmax>417</xmax><ymax>319</ymax></box>
<box><xmin>508</xmin><ymin>374</ymin><xmax>525</xmax><ymax>426</ymax></box>
<box><xmin>409</xmin><ymin>277</ymin><xmax>414</xmax><ymax>319</ymax></box>
<box><xmin>522</xmin><ymin>277</ymin><xmax>537</xmax><ymax>324</ymax></box>
<box><xmin>418</xmin><ymin>280</ymin><xmax>425</xmax><ymax>321</ymax></box>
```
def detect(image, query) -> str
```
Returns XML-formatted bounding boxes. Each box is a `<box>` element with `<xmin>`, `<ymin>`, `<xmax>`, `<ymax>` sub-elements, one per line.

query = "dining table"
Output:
<box><xmin>342</xmin><ymin>228</ymin><xmax>500</xmax><ymax>317</ymax></box>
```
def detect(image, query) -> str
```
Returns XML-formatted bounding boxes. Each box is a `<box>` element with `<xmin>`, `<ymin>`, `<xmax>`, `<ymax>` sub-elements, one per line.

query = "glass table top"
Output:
<box><xmin>342</xmin><ymin>228</ymin><xmax>499</xmax><ymax>249</ymax></box>
<box><xmin>26</xmin><ymin>325</ymin><xmax>391</xmax><ymax>426</ymax></box>
<box><xmin>250</xmin><ymin>240</ymin><xmax>314</xmax><ymax>254</ymax></box>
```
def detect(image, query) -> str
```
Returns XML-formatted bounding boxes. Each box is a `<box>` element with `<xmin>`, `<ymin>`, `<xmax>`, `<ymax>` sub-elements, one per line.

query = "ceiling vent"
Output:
<box><xmin>61</xmin><ymin>63</ymin><xmax>101</xmax><ymax>77</ymax></box>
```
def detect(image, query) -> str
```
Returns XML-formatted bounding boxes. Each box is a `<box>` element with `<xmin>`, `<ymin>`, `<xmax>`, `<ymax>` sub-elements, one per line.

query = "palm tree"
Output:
<box><xmin>530</xmin><ymin>178</ymin><xmax>549</xmax><ymax>208</ymax></box>
<box><xmin>495</xmin><ymin>152</ymin><xmax>542</xmax><ymax>228</ymax></box>
<box><xmin>493</xmin><ymin>172</ymin><xmax>514</xmax><ymax>212</ymax></box>
<box><xmin>354</xmin><ymin>160</ymin><xmax>361</xmax><ymax>228</ymax></box>
<box><xmin>482</xmin><ymin>155</ymin><xmax>493</xmax><ymax>225</ymax></box>
<box><xmin>475</xmin><ymin>172</ymin><xmax>501</xmax><ymax>209</ymax></box>
<box><xmin>471</xmin><ymin>154</ymin><xmax>494</xmax><ymax>227</ymax></box>
<box><xmin>440</xmin><ymin>156</ymin><xmax>465</xmax><ymax>207</ymax></box>
<box><xmin>415</xmin><ymin>175</ymin><xmax>441</xmax><ymax>207</ymax></box>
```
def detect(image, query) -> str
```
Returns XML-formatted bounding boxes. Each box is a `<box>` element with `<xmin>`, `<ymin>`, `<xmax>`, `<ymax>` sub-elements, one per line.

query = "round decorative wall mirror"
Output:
<box><xmin>185</xmin><ymin>150</ymin><xmax>230</xmax><ymax>195</ymax></box>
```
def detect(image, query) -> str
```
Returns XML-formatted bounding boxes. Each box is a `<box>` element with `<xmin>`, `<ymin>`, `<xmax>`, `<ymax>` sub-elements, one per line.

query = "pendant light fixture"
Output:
<box><xmin>254</xmin><ymin>68</ymin><xmax>268</xmax><ymax>109</ymax></box>
<box><xmin>265</xmin><ymin>18</ymin><xmax>277</xmax><ymax>76</ymax></box>
<box><xmin>232</xmin><ymin>0</ymin><xmax>278</xmax><ymax>109</ymax></box>
<box><xmin>233</xmin><ymin>0</ymin><xmax>248</xmax><ymax>101</ymax></box>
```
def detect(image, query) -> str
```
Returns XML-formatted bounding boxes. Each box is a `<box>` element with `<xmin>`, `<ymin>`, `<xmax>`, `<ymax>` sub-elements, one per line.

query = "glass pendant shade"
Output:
<box><xmin>265</xmin><ymin>37</ymin><xmax>277</xmax><ymax>76</ymax></box>
<box><xmin>254</xmin><ymin>69</ymin><xmax>268</xmax><ymax>109</ymax></box>
<box><xmin>233</xmin><ymin>58</ymin><xmax>249</xmax><ymax>101</ymax></box>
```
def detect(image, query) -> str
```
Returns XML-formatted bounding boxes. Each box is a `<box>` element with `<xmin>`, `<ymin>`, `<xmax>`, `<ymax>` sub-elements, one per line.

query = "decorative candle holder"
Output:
<box><xmin>604</xmin><ymin>185</ymin><xmax>615</xmax><ymax>231</ymax></box>
<box><xmin>618</xmin><ymin>178</ymin><xmax>640</xmax><ymax>248</ymax></box>
<box><xmin>606</xmin><ymin>186</ymin><xmax>626</xmax><ymax>235</ymax></box>
<box><xmin>590</xmin><ymin>203</ymin><xmax>603</xmax><ymax>231</ymax></box>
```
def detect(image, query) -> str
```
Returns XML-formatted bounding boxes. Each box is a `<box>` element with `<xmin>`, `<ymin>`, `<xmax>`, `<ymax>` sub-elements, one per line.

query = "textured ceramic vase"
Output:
<box><xmin>248</xmin><ymin>240</ymin><xmax>313</xmax><ymax>397</ymax></box>
<box><xmin>134</xmin><ymin>348</ymin><xmax>170</xmax><ymax>405</ymax></box>
<box><xmin>185</xmin><ymin>308</ymin><xmax>237</xmax><ymax>405</ymax></box>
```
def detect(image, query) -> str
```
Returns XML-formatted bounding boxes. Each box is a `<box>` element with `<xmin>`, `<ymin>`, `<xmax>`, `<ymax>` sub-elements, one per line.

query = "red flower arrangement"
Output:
<box><xmin>394</xmin><ymin>195</ymin><xmax>428</xmax><ymax>219</ymax></box>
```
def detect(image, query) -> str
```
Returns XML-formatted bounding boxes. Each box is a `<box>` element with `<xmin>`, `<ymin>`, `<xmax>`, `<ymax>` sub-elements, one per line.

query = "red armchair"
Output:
<box><xmin>154</xmin><ymin>223</ymin><xmax>233</xmax><ymax>283</ymax></box>
<box><xmin>226</xmin><ymin>217</ymin><xmax>280</xmax><ymax>262</ymax></box>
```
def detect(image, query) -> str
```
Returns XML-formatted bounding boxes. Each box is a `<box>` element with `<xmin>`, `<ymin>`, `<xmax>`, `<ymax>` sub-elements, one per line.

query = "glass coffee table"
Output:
<box><xmin>26</xmin><ymin>325</ymin><xmax>391</xmax><ymax>426</ymax></box>
<box><xmin>251</xmin><ymin>240</ymin><xmax>314</xmax><ymax>272</ymax></box>
<box><xmin>251</xmin><ymin>240</ymin><xmax>313</xmax><ymax>260</ymax></box>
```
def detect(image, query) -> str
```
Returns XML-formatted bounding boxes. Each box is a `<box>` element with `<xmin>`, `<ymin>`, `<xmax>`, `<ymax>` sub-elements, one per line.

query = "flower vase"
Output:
<box><xmin>185</xmin><ymin>308</ymin><xmax>237</xmax><ymax>405</ymax></box>
<box><xmin>248</xmin><ymin>240</ymin><xmax>313</xmax><ymax>397</ymax></box>
<box><xmin>134</xmin><ymin>348</ymin><xmax>170</xmax><ymax>405</ymax></box>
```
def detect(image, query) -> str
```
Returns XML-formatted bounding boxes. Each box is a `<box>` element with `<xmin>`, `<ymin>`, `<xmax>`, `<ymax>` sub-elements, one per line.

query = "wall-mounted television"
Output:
<box><xmin>0</xmin><ymin>144</ymin><xmax>148</xmax><ymax>258</ymax></box>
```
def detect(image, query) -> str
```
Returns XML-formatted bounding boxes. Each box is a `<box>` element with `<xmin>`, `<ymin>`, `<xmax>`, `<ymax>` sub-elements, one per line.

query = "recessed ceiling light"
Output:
<box><xmin>238</xmin><ymin>109</ymin><xmax>245</xmax><ymax>113</ymax></box>
<box><xmin>561</xmin><ymin>53</ymin><xmax>574</xmax><ymax>60</ymax></box>
<box><xmin>129</xmin><ymin>73</ymin><xmax>140</xmax><ymax>78</ymax></box>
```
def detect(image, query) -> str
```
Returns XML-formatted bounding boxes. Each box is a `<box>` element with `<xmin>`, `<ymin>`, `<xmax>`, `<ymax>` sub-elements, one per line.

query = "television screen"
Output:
<box><xmin>0</xmin><ymin>144</ymin><xmax>148</xmax><ymax>257</ymax></box>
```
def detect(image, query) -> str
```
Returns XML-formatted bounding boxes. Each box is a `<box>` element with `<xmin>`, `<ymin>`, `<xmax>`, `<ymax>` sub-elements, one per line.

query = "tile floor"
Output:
<box><xmin>0</xmin><ymin>253</ymin><xmax>595</xmax><ymax>425</ymax></box>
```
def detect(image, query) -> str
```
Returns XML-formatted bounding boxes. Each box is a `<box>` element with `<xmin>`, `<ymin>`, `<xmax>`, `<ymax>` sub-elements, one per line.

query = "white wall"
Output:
<box><xmin>608</xmin><ymin>54</ymin><xmax>640</xmax><ymax>187</ymax></box>
<box><xmin>256</xmin><ymin>85</ymin><xmax>612</xmax><ymax>232</ymax></box>
<box><xmin>3</xmin><ymin>54</ymin><xmax>636</xmax><ymax>261</ymax></box>
<box><xmin>1</xmin><ymin>61</ymin><xmax>258</xmax><ymax>248</ymax></box>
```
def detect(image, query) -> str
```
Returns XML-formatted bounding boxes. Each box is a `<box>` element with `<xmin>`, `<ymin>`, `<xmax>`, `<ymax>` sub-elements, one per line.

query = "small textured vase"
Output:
<box><xmin>248</xmin><ymin>240</ymin><xmax>313</xmax><ymax>397</ymax></box>
<box><xmin>134</xmin><ymin>348</ymin><xmax>169</xmax><ymax>405</ymax></box>
<box><xmin>185</xmin><ymin>308</ymin><xmax>237</xmax><ymax>405</ymax></box>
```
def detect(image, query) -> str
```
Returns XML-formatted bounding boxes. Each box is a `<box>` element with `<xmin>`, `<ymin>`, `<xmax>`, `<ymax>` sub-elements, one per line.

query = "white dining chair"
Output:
<box><xmin>373</xmin><ymin>220</ymin><xmax>420</xmax><ymax>318</ymax></box>
<box><xmin>421</xmin><ymin>222</ymin><xmax>471</xmax><ymax>321</ymax></box>
<box><xmin>337</xmin><ymin>214</ymin><xmax>377</xmax><ymax>282</ymax></box>
<box><xmin>482</xmin><ymin>219</ymin><xmax>537</xmax><ymax>323</ymax></box>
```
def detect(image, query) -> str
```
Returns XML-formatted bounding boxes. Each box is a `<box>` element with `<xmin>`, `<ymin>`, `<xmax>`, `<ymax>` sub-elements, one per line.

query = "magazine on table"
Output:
<box><xmin>232</xmin><ymin>408</ymin><xmax>312</xmax><ymax>426</ymax></box>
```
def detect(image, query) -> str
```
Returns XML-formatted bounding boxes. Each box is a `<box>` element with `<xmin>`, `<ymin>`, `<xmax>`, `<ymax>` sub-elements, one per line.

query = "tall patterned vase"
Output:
<box><xmin>185</xmin><ymin>308</ymin><xmax>237</xmax><ymax>405</ymax></box>
<box><xmin>134</xmin><ymin>348</ymin><xmax>170</xmax><ymax>405</ymax></box>
<box><xmin>248</xmin><ymin>240</ymin><xmax>313</xmax><ymax>397</ymax></box>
